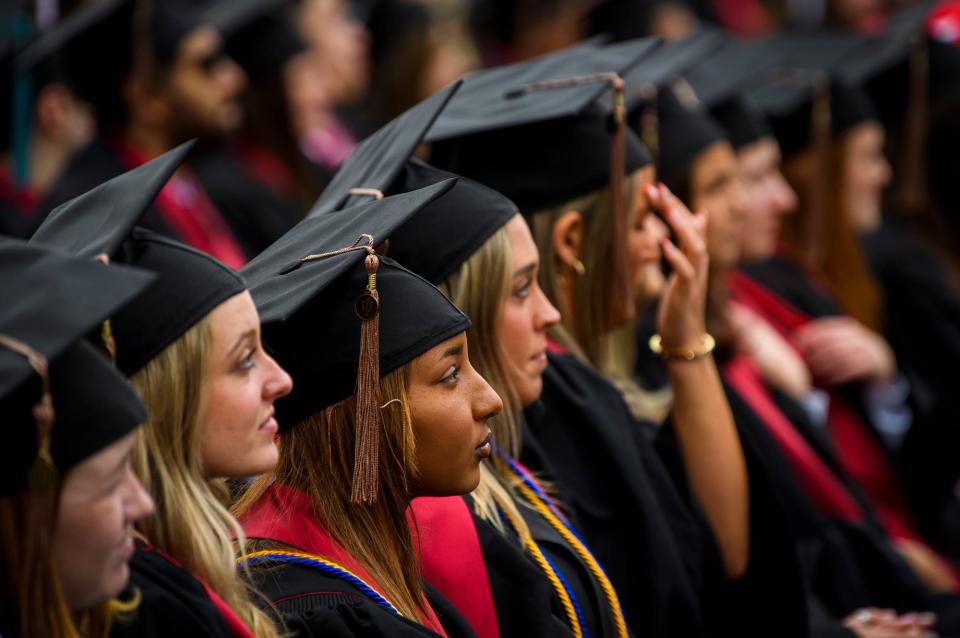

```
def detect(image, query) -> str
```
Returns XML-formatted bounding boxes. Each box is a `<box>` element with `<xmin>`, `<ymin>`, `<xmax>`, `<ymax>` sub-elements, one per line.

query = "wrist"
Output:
<box><xmin>649</xmin><ymin>333</ymin><xmax>715</xmax><ymax>361</ymax></box>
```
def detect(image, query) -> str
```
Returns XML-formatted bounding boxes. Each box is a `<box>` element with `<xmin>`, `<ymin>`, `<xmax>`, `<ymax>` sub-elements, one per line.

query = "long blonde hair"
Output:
<box><xmin>440</xmin><ymin>224</ymin><xmax>531</xmax><ymax>536</ymax></box>
<box><xmin>130</xmin><ymin>318</ymin><xmax>279</xmax><ymax>638</ymax></box>
<box><xmin>528</xmin><ymin>176</ymin><xmax>638</xmax><ymax>375</ymax></box>
<box><xmin>233</xmin><ymin>366</ymin><xmax>428</xmax><ymax>621</ymax></box>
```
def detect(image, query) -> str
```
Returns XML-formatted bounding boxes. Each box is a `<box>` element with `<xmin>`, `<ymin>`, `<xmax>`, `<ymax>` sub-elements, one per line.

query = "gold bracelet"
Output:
<box><xmin>648</xmin><ymin>333</ymin><xmax>716</xmax><ymax>361</ymax></box>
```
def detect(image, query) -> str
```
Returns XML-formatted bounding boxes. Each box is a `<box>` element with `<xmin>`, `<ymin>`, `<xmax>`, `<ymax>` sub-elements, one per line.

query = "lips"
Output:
<box><xmin>259</xmin><ymin>409</ymin><xmax>278</xmax><ymax>434</ymax></box>
<box><xmin>474</xmin><ymin>431</ymin><xmax>493</xmax><ymax>459</ymax></box>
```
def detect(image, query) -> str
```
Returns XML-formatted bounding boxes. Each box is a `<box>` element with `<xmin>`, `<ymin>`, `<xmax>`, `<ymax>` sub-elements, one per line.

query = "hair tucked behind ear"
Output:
<box><xmin>232</xmin><ymin>366</ymin><xmax>426</xmax><ymax>621</ymax></box>
<box><xmin>130</xmin><ymin>318</ymin><xmax>280</xmax><ymax>638</ymax></box>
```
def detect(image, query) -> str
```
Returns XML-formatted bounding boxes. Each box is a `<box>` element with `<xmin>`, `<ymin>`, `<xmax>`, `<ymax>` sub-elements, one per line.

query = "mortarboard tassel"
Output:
<box><xmin>93</xmin><ymin>254</ymin><xmax>118</xmax><ymax>363</ymax></box>
<box><xmin>807</xmin><ymin>74</ymin><xmax>831</xmax><ymax>269</ymax></box>
<box><xmin>0</xmin><ymin>334</ymin><xmax>56</xmax><ymax>492</ymax></box>
<box><xmin>301</xmin><ymin>234</ymin><xmax>383</xmax><ymax>503</ymax></box>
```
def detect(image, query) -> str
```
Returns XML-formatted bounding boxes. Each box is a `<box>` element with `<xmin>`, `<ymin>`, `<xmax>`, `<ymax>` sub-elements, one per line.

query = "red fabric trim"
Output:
<box><xmin>235</xmin><ymin>141</ymin><xmax>297</xmax><ymax>199</ymax></box>
<box><xmin>0</xmin><ymin>169</ymin><xmax>41</xmax><ymax>217</ymax></box>
<box><xmin>112</xmin><ymin>138</ymin><xmax>247</xmax><ymax>269</ymax></box>
<box><xmin>546</xmin><ymin>338</ymin><xmax>566</xmax><ymax>355</ymax></box>
<box><xmin>724</xmin><ymin>355</ymin><xmax>866</xmax><ymax>523</ymax></box>
<box><xmin>410</xmin><ymin>497</ymin><xmax>501</xmax><ymax>638</ymax></box>
<box><xmin>240</xmin><ymin>484</ymin><xmax>449</xmax><ymax>636</ymax></box>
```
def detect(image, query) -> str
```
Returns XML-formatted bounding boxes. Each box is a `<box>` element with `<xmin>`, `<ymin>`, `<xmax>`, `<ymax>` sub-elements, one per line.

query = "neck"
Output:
<box><xmin>7</xmin><ymin>130</ymin><xmax>85</xmax><ymax>194</ymax></box>
<box><xmin>126</xmin><ymin>120</ymin><xmax>172</xmax><ymax>159</ymax></box>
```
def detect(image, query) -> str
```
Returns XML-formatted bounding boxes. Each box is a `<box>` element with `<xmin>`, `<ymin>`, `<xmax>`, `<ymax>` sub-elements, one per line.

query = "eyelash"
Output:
<box><xmin>513</xmin><ymin>278</ymin><xmax>532</xmax><ymax>299</ymax></box>
<box><xmin>238</xmin><ymin>349</ymin><xmax>256</xmax><ymax>371</ymax></box>
<box><xmin>441</xmin><ymin>366</ymin><xmax>460</xmax><ymax>385</ymax></box>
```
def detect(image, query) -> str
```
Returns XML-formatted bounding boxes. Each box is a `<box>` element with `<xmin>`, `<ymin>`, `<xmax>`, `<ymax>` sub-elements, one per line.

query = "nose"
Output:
<box><xmin>219</xmin><ymin>56</ymin><xmax>248</xmax><ymax>95</ymax></box>
<box><xmin>471</xmin><ymin>367</ymin><xmax>503</xmax><ymax>423</ymax></box>
<box><xmin>264</xmin><ymin>353</ymin><xmax>294</xmax><ymax>401</ymax></box>
<box><xmin>535</xmin><ymin>286</ymin><xmax>561</xmax><ymax>329</ymax></box>
<box><xmin>124</xmin><ymin>468</ymin><xmax>155</xmax><ymax>524</ymax></box>
<box><xmin>772</xmin><ymin>173</ymin><xmax>798</xmax><ymax>216</ymax></box>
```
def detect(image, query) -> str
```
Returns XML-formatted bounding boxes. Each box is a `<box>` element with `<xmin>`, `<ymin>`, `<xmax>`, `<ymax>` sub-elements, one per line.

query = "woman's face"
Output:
<box><xmin>736</xmin><ymin>137</ymin><xmax>797</xmax><ymax>262</ymax></box>
<box><xmin>625</xmin><ymin>167</ymin><xmax>665</xmax><ymax>304</ymax></box>
<box><xmin>843</xmin><ymin>122</ymin><xmax>891</xmax><ymax>233</ymax></box>
<box><xmin>53</xmin><ymin>431</ymin><xmax>154</xmax><ymax>611</ymax></box>
<box><xmin>408</xmin><ymin>332</ymin><xmax>503</xmax><ymax>497</ymax></box>
<box><xmin>200</xmin><ymin>291</ymin><xmax>293</xmax><ymax>479</ymax></box>
<box><xmin>689</xmin><ymin>141</ymin><xmax>746</xmax><ymax>268</ymax></box>
<box><xmin>500</xmin><ymin>215</ymin><xmax>561</xmax><ymax>407</ymax></box>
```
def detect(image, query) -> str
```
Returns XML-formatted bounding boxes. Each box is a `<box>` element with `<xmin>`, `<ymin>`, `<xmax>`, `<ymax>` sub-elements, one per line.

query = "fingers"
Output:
<box><xmin>644</xmin><ymin>183</ymin><xmax>707</xmax><ymax>259</ymax></box>
<box><xmin>660</xmin><ymin>238</ymin><xmax>695</xmax><ymax>280</ymax></box>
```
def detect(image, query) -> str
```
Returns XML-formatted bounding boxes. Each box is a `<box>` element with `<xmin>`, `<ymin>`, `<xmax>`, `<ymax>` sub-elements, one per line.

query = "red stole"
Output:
<box><xmin>410</xmin><ymin>497</ymin><xmax>501</xmax><ymax>638</ymax></box>
<box><xmin>240</xmin><ymin>484</ymin><xmax>449</xmax><ymax>636</ymax></box>
<box><xmin>113</xmin><ymin>138</ymin><xmax>247</xmax><ymax>269</ymax></box>
<box><xmin>0</xmin><ymin>169</ymin><xmax>40</xmax><ymax>218</ymax></box>
<box><xmin>729</xmin><ymin>269</ymin><xmax>920</xmax><ymax>541</ymax></box>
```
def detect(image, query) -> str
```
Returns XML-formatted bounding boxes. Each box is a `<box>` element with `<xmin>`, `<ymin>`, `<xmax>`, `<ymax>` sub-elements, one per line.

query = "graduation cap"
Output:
<box><xmin>675</xmin><ymin>36</ymin><xmax>779</xmax><ymax>150</ymax></box>
<box><xmin>150</xmin><ymin>0</ymin><xmax>221</xmax><ymax>67</ymax></box>
<box><xmin>425</xmin><ymin>40</ymin><xmax>657</xmax><ymax>213</ymax></box>
<box><xmin>29</xmin><ymin>141</ymin><xmax>245</xmax><ymax>377</ymax></box>
<box><xmin>655</xmin><ymin>83</ymin><xmax>728</xmax><ymax>194</ymax></box>
<box><xmin>0</xmin><ymin>238</ymin><xmax>154</xmax><ymax>495</ymax></box>
<box><xmin>307</xmin><ymin>81</ymin><xmax>517</xmax><ymax>285</ymax></box>
<box><xmin>242</xmin><ymin>180</ymin><xmax>468</xmax><ymax>502</ymax></box>
<box><xmin>311</xmin><ymin>81</ymin><xmax>462</xmax><ymax>215</ymax></box>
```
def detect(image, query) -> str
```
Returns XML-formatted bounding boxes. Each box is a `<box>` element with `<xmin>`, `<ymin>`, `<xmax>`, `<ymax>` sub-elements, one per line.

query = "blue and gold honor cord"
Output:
<box><xmin>497</xmin><ymin>449</ymin><xmax>630</xmax><ymax>638</ymax></box>
<box><xmin>237</xmin><ymin>550</ymin><xmax>404</xmax><ymax>618</ymax></box>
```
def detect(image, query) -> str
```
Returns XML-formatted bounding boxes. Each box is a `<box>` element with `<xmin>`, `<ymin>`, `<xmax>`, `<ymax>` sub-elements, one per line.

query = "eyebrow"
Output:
<box><xmin>441</xmin><ymin>344</ymin><xmax>464</xmax><ymax>359</ymax></box>
<box><xmin>512</xmin><ymin>263</ymin><xmax>536</xmax><ymax>278</ymax></box>
<box><xmin>229</xmin><ymin>329</ymin><xmax>257</xmax><ymax>356</ymax></box>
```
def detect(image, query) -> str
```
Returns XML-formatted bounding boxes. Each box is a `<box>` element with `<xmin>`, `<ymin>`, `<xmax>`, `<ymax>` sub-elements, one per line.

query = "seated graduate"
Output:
<box><xmin>652</xmin><ymin>52</ymin><xmax>954</xmax><ymax>637</ymax></box>
<box><xmin>422</xmin><ymin>38</ymin><xmax>809</xmax><ymax>638</ymax></box>
<box><xmin>30</xmin><ymin>143</ymin><xmax>293</xmax><ymax>638</ymax></box>
<box><xmin>303</xmin><ymin>83</ymin><xmax>628</xmax><ymax>638</ymax></box>
<box><xmin>0</xmin><ymin>240</ymin><xmax>155</xmax><ymax>637</ymax></box>
<box><xmin>231</xmin><ymin>181</ymin><xmax>501</xmax><ymax>637</ymax></box>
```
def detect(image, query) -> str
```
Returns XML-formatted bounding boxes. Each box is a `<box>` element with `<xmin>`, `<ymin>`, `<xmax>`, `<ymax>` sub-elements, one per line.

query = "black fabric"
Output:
<box><xmin>461</xmin><ymin>496</ymin><xmax>576</xmax><ymax>637</ymax></box>
<box><xmin>740</xmin><ymin>256</ymin><xmax>844</xmax><ymax>318</ymax></box>
<box><xmin>211</xmin><ymin>0</ymin><xmax>305</xmax><ymax>81</ymax></box>
<box><xmin>425</xmin><ymin>41</ymin><xmax>655</xmax><ymax>213</ymax></box>
<box><xmin>711</xmin><ymin>99</ymin><xmax>773</xmax><ymax>151</ymax></box>
<box><xmin>0</xmin><ymin>238</ymin><xmax>153</xmax><ymax>400</ymax></box>
<box><xmin>243</xmin><ymin>182</ymin><xmax>471</xmax><ymax>427</ymax></box>
<box><xmin>191</xmin><ymin>145</ymin><xmax>302</xmax><ymax>258</ymax></box>
<box><xmin>110</xmin><ymin>540</ymin><xmax>233</xmax><ymax>638</ymax></box>
<box><xmin>247</xmin><ymin>561</ymin><xmax>475</xmax><ymax>637</ymax></box>
<box><xmin>655</xmin><ymin>85</ymin><xmax>728</xmax><ymax>195</ymax></box>
<box><xmin>30</xmin><ymin>141</ymin><xmax>194</xmax><ymax>258</ymax></box>
<box><xmin>521</xmin><ymin>351</ymin><xmax>708</xmax><ymax>637</ymax></box>
<box><xmin>111</xmin><ymin>228</ymin><xmax>247</xmax><ymax>376</ymax></box>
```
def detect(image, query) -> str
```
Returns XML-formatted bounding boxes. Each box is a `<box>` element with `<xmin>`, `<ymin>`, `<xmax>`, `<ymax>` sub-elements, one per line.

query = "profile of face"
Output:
<box><xmin>407</xmin><ymin>332</ymin><xmax>503</xmax><ymax>497</ymax></box>
<box><xmin>689</xmin><ymin>141</ymin><xmax>746</xmax><ymax>268</ymax></box>
<box><xmin>53</xmin><ymin>431</ymin><xmax>154</xmax><ymax>611</ymax></box>
<box><xmin>298</xmin><ymin>0</ymin><xmax>370</xmax><ymax>105</ymax></box>
<box><xmin>163</xmin><ymin>27</ymin><xmax>248</xmax><ymax>139</ymax></box>
<box><xmin>842</xmin><ymin>122</ymin><xmax>891</xmax><ymax>234</ymax></box>
<box><xmin>625</xmin><ymin>166</ymin><xmax>664</xmax><ymax>304</ymax></box>
<box><xmin>200</xmin><ymin>291</ymin><xmax>293</xmax><ymax>479</ymax></box>
<box><xmin>500</xmin><ymin>215</ymin><xmax>561</xmax><ymax>407</ymax></box>
<box><xmin>736</xmin><ymin>137</ymin><xmax>798</xmax><ymax>262</ymax></box>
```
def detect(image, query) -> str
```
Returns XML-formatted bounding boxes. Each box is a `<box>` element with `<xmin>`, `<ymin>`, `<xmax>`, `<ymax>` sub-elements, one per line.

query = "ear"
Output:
<box><xmin>551</xmin><ymin>210</ymin><xmax>583</xmax><ymax>271</ymax></box>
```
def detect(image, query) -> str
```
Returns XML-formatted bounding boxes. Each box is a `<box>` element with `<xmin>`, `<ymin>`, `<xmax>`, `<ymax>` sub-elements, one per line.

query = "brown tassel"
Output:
<box><xmin>607</xmin><ymin>75</ymin><xmax>633</xmax><ymax>327</ymax></box>
<box><xmin>807</xmin><ymin>75</ymin><xmax>831</xmax><ymax>269</ymax></box>
<box><xmin>351</xmin><ymin>253</ymin><xmax>382</xmax><ymax>503</ymax></box>
<box><xmin>0</xmin><ymin>334</ymin><xmax>57</xmax><ymax>492</ymax></box>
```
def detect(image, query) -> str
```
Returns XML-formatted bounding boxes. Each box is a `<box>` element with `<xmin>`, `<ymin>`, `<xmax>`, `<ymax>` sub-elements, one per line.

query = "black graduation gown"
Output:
<box><xmin>191</xmin><ymin>146</ymin><xmax>303</xmax><ymax>259</ymax></box>
<box><xmin>247</xmin><ymin>561</ymin><xmax>476</xmax><ymax>638</ymax></box>
<box><xmin>861</xmin><ymin>225</ymin><xmax>960</xmax><ymax>560</ymax></box>
<box><xmin>459</xmin><ymin>496</ymin><xmax>578</xmax><ymax>637</ymax></box>
<box><xmin>109</xmin><ymin>540</ymin><xmax>234</xmax><ymax>637</ymax></box>
<box><xmin>521</xmin><ymin>350</ymin><xmax>712</xmax><ymax>638</ymax></box>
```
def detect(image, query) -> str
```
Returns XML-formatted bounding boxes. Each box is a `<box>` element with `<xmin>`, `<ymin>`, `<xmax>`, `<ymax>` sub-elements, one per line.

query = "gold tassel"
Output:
<box><xmin>351</xmin><ymin>253</ymin><xmax>382</xmax><ymax>503</ymax></box>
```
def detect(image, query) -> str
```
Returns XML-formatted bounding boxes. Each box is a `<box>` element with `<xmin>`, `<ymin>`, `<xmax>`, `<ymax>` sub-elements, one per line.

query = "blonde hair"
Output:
<box><xmin>233</xmin><ymin>366</ymin><xmax>428</xmax><ymax>621</ymax></box>
<box><xmin>528</xmin><ymin>176</ymin><xmax>638</xmax><ymax>375</ymax></box>
<box><xmin>130</xmin><ymin>318</ymin><xmax>280</xmax><ymax>638</ymax></box>
<box><xmin>439</xmin><ymin>225</ymin><xmax>531</xmax><ymax>535</ymax></box>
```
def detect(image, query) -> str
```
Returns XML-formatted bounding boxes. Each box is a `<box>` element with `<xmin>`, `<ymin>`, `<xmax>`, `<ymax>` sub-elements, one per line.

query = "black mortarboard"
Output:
<box><xmin>244</xmin><ymin>181</ymin><xmax>468</xmax><ymax>502</ymax></box>
<box><xmin>204</xmin><ymin>0</ymin><xmax>306</xmax><ymax>81</ymax></box>
<box><xmin>311</xmin><ymin>81</ymin><xmax>462</xmax><ymax>216</ymax></box>
<box><xmin>425</xmin><ymin>40</ymin><xmax>656</xmax><ymax>212</ymax></box>
<box><xmin>27</xmin><ymin>141</ymin><xmax>242</xmax><ymax>377</ymax></box>
<box><xmin>305</xmin><ymin>79</ymin><xmax>517</xmax><ymax>285</ymax></box>
<box><xmin>31</xmin><ymin>141</ymin><xmax>195</xmax><ymax>258</ymax></box>
<box><xmin>150</xmin><ymin>0</ymin><xmax>221</xmax><ymax>67</ymax></box>
<box><xmin>0</xmin><ymin>239</ymin><xmax>153</xmax><ymax>495</ymax></box>
<box><xmin>110</xmin><ymin>229</ymin><xmax>247</xmax><ymax>376</ymax></box>
<box><xmin>655</xmin><ymin>84</ymin><xmax>728</xmax><ymax>194</ymax></box>
<box><xmin>678</xmin><ymin>37</ymin><xmax>778</xmax><ymax>150</ymax></box>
